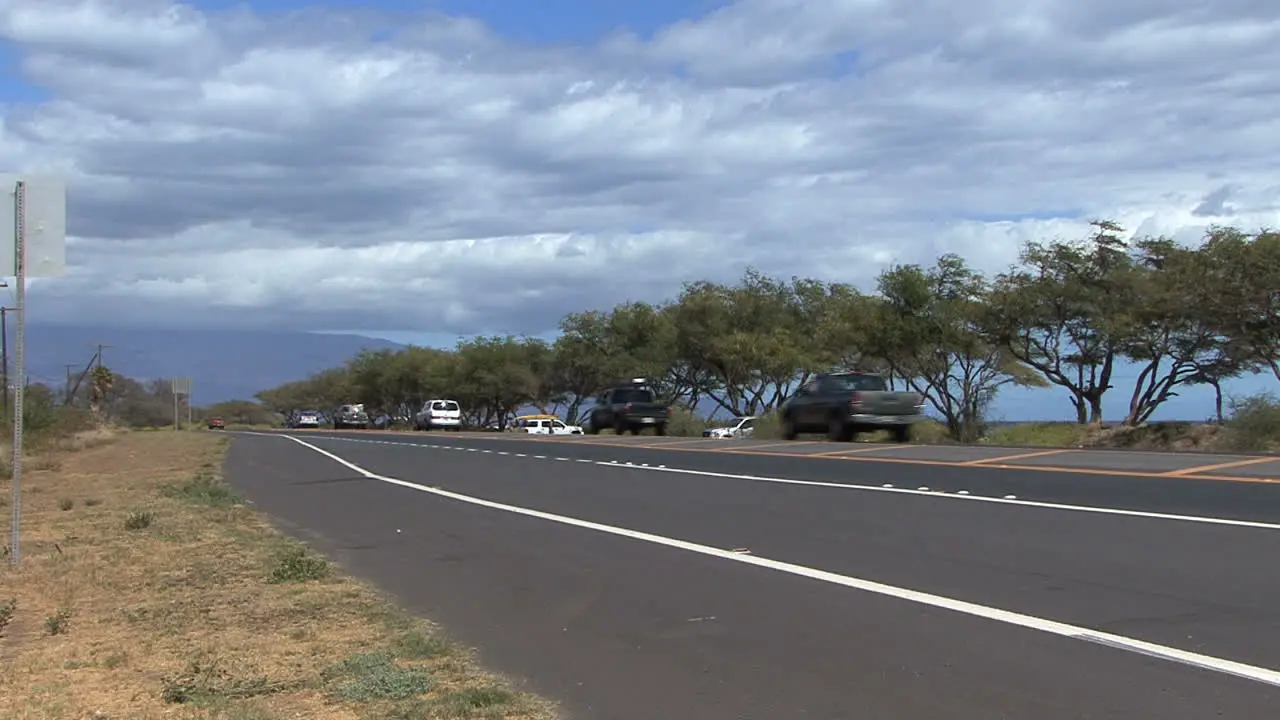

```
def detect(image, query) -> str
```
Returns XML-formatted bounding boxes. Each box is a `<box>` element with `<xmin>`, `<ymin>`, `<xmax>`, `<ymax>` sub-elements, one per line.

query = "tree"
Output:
<box><xmin>451</xmin><ymin>336</ymin><xmax>545</xmax><ymax>429</ymax></box>
<box><xmin>983</xmin><ymin>221</ymin><xmax>1134</xmax><ymax>424</ymax></box>
<box><xmin>548</xmin><ymin>312</ymin><xmax>615</xmax><ymax>423</ymax></box>
<box><xmin>669</xmin><ymin>270</ymin><xmax>818</xmax><ymax>416</ymax></box>
<box><xmin>1117</xmin><ymin>235</ymin><xmax>1251</xmax><ymax>425</ymax></box>
<box><xmin>870</xmin><ymin>254</ymin><xmax>1047</xmax><ymax>442</ymax></box>
<box><xmin>255</xmin><ymin>367</ymin><xmax>353</xmax><ymax>419</ymax></box>
<box><xmin>89</xmin><ymin>366</ymin><xmax>114</xmax><ymax>418</ymax></box>
<box><xmin>1195</xmin><ymin>227</ymin><xmax>1280</xmax><ymax>384</ymax></box>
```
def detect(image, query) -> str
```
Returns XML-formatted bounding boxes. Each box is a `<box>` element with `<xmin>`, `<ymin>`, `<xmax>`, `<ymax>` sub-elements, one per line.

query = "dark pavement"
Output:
<box><xmin>288</xmin><ymin>429</ymin><xmax>1280</xmax><ymax>523</ymax></box>
<box><xmin>224</xmin><ymin>432</ymin><xmax>1280</xmax><ymax>719</ymax></box>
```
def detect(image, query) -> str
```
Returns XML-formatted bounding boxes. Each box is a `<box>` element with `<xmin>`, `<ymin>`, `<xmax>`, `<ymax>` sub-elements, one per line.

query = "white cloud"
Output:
<box><xmin>3</xmin><ymin>0</ymin><xmax>1279</xmax><ymax>336</ymax></box>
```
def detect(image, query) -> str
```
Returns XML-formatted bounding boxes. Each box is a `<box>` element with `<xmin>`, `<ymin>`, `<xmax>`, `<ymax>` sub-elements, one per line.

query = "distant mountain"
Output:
<box><xmin>3</xmin><ymin>324</ymin><xmax>406</xmax><ymax>405</ymax></box>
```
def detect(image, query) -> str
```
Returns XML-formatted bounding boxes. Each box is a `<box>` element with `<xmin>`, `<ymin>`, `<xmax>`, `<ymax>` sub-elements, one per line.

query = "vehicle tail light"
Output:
<box><xmin>849</xmin><ymin>392</ymin><xmax>862</xmax><ymax>406</ymax></box>
<box><xmin>624</xmin><ymin>403</ymin><xmax>633</xmax><ymax>412</ymax></box>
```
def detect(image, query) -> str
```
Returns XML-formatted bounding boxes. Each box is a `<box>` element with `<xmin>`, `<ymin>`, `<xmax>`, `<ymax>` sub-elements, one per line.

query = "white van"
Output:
<box><xmin>414</xmin><ymin>399</ymin><xmax>463</xmax><ymax>430</ymax></box>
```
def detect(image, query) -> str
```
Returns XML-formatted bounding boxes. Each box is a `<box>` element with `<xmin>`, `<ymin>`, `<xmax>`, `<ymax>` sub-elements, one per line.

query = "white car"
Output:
<box><xmin>291</xmin><ymin>410</ymin><xmax>322</xmax><ymax>428</ymax></box>
<box><xmin>516</xmin><ymin>417</ymin><xmax>583</xmax><ymax>435</ymax></box>
<box><xmin>414</xmin><ymin>399</ymin><xmax>463</xmax><ymax>431</ymax></box>
<box><xmin>703</xmin><ymin>416</ymin><xmax>757</xmax><ymax>439</ymax></box>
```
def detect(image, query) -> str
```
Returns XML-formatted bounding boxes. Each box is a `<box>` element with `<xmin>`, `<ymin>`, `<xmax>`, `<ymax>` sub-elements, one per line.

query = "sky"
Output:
<box><xmin>1</xmin><ymin>0</ymin><xmax>1278</xmax><ymax>420</ymax></box>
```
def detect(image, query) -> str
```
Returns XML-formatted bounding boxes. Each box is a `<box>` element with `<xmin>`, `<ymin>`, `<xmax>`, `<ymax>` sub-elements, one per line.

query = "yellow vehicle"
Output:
<box><xmin>510</xmin><ymin>414</ymin><xmax>584</xmax><ymax>435</ymax></box>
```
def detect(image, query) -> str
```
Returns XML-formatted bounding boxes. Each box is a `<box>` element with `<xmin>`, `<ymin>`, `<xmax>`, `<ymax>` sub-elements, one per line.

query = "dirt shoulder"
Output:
<box><xmin>0</xmin><ymin>430</ymin><xmax>557</xmax><ymax>720</ymax></box>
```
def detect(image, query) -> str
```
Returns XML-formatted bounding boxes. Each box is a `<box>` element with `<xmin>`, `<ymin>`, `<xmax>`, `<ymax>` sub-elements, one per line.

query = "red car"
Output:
<box><xmin>207</xmin><ymin>417</ymin><xmax>226</xmax><ymax>430</ymax></box>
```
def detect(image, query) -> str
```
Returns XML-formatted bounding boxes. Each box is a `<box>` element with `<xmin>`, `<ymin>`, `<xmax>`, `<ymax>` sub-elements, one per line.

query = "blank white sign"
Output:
<box><xmin>0</xmin><ymin>174</ymin><xmax>68</xmax><ymax>279</ymax></box>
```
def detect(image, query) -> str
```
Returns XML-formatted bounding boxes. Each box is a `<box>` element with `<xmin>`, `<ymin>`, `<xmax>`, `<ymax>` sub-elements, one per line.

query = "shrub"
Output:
<box><xmin>665</xmin><ymin>407</ymin><xmax>707</xmax><ymax>437</ymax></box>
<box><xmin>1223</xmin><ymin>392</ymin><xmax>1280</xmax><ymax>452</ymax></box>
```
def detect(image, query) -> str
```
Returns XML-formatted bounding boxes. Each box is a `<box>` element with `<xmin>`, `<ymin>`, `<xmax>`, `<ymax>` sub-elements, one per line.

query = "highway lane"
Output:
<box><xmin>225</xmin><ymin>432</ymin><xmax>1279</xmax><ymax>719</ymax></box>
<box><xmin>286</xmin><ymin>429</ymin><xmax>1280</xmax><ymax>523</ymax></box>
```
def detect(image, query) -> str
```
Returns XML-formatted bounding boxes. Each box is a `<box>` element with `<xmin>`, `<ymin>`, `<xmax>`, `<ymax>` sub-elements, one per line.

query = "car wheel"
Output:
<box><xmin>827</xmin><ymin>416</ymin><xmax>853</xmax><ymax>442</ymax></box>
<box><xmin>782</xmin><ymin>414</ymin><xmax>798</xmax><ymax>440</ymax></box>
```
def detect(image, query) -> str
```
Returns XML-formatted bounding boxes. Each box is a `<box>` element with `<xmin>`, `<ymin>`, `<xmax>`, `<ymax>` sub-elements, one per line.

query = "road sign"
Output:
<box><xmin>171</xmin><ymin>377</ymin><xmax>192</xmax><ymax>395</ymax></box>
<box><xmin>0</xmin><ymin>174</ymin><xmax>66</xmax><ymax>279</ymax></box>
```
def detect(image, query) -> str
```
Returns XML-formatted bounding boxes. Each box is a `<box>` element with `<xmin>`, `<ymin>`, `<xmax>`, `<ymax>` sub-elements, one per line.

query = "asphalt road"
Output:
<box><xmin>225</xmin><ymin>431</ymin><xmax>1280</xmax><ymax>719</ymax></box>
<box><xmin>286</xmin><ymin>429</ymin><xmax>1280</xmax><ymax>523</ymax></box>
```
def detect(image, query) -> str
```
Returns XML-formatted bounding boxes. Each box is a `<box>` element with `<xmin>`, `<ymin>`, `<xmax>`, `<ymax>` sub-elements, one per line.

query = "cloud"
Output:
<box><xmin>3</xmin><ymin>0</ymin><xmax>1280</xmax><ymax>337</ymax></box>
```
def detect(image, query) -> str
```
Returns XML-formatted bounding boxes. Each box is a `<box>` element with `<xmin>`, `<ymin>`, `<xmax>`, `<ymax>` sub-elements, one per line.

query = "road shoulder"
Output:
<box><xmin>0</xmin><ymin>430</ymin><xmax>556</xmax><ymax>720</ymax></box>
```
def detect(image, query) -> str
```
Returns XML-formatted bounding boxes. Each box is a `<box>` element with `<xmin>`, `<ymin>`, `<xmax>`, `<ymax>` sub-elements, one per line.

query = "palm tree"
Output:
<box><xmin>89</xmin><ymin>366</ymin><xmax>114</xmax><ymax>418</ymax></box>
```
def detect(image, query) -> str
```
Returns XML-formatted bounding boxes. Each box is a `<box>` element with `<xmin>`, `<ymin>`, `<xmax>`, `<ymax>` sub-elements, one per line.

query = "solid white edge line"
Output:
<box><xmin>270</xmin><ymin>433</ymin><xmax>1280</xmax><ymax>532</ymax></box>
<box><xmin>271</xmin><ymin>433</ymin><xmax>1280</xmax><ymax>688</ymax></box>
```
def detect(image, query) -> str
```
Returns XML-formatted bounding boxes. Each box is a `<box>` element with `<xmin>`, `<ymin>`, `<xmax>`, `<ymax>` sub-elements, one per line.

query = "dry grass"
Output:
<box><xmin>0</xmin><ymin>431</ymin><xmax>557</xmax><ymax>720</ymax></box>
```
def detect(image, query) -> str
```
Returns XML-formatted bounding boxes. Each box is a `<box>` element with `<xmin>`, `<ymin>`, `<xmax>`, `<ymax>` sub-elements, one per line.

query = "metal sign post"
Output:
<box><xmin>4</xmin><ymin>174</ymin><xmax>67</xmax><ymax>566</ymax></box>
<box><xmin>8</xmin><ymin>181</ymin><xmax>24</xmax><ymax>566</ymax></box>
<box><xmin>172</xmin><ymin>377</ymin><xmax>192</xmax><ymax>431</ymax></box>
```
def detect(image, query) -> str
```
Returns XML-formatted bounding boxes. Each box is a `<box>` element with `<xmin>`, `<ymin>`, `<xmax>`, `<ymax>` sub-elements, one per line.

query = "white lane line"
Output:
<box><xmin>279</xmin><ymin>433</ymin><xmax>1280</xmax><ymax>689</ymax></box>
<box><xmin>257</xmin><ymin>434</ymin><xmax>1280</xmax><ymax>531</ymax></box>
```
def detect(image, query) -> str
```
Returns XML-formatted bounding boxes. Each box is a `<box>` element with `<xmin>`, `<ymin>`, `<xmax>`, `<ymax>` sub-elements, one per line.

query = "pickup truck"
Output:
<box><xmin>585</xmin><ymin>379</ymin><xmax>670</xmax><ymax>435</ymax></box>
<box><xmin>333</xmin><ymin>403</ymin><xmax>370</xmax><ymax>430</ymax></box>
<box><xmin>779</xmin><ymin>371</ymin><xmax>924</xmax><ymax>442</ymax></box>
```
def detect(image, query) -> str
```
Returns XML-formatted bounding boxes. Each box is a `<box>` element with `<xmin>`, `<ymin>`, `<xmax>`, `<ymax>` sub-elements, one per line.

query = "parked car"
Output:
<box><xmin>704</xmin><ymin>416</ymin><xmax>756</xmax><ymax>439</ymax></box>
<box><xmin>207</xmin><ymin>417</ymin><xmax>226</xmax><ymax>430</ymax></box>
<box><xmin>778</xmin><ymin>371</ymin><xmax>924</xmax><ymax>442</ymax></box>
<box><xmin>511</xmin><ymin>415</ymin><xmax>584</xmax><ymax>435</ymax></box>
<box><xmin>414</xmin><ymin>399</ymin><xmax>463</xmax><ymax>431</ymax></box>
<box><xmin>288</xmin><ymin>410</ymin><xmax>323</xmax><ymax>428</ymax></box>
<box><xmin>333</xmin><ymin>404</ymin><xmax>370</xmax><ymax>430</ymax></box>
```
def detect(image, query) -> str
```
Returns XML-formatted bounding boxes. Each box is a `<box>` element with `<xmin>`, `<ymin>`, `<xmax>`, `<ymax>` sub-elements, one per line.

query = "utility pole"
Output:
<box><xmin>92</xmin><ymin>343</ymin><xmax>110</xmax><ymax>369</ymax></box>
<box><xmin>63</xmin><ymin>363</ymin><xmax>75</xmax><ymax>405</ymax></box>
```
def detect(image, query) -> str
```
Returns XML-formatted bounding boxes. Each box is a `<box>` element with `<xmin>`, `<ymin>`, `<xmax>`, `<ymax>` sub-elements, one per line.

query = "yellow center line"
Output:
<box><xmin>729</xmin><ymin>441</ymin><xmax>823</xmax><ymax>452</ymax></box>
<box><xmin>809</xmin><ymin>444</ymin><xmax>917</xmax><ymax>457</ymax></box>
<box><xmin>1162</xmin><ymin>456</ymin><xmax>1279</xmax><ymax>476</ymax></box>
<box><xmin>633</xmin><ymin>438</ymin><xmax>720</xmax><ymax>448</ymax></box>
<box><xmin>958</xmin><ymin>448</ymin><xmax>1076</xmax><ymax>466</ymax></box>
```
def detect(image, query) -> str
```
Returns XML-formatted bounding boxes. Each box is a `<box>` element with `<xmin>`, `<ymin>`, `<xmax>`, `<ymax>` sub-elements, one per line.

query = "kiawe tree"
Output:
<box><xmin>983</xmin><ymin>220</ymin><xmax>1133</xmax><ymax>424</ymax></box>
<box><xmin>871</xmin><ymin>254</ymin><xmax>1046</xmax><ymax>442</ymax></box>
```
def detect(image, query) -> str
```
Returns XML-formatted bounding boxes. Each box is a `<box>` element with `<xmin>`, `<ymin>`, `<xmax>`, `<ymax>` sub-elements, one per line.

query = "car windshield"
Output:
<box><xmin>613</xmin><ymin>389</ymin><xmax>654</xmax><ymax>403</ymax></box>
<box><xmin>432</xmin><ymin>401</ymin><xmax>459</xmax><ymax>411</ymax></box>
<box><xmin>830</xmin><ymin>374</ymin><xmax>888</xmax><ymax>391</ymax></box>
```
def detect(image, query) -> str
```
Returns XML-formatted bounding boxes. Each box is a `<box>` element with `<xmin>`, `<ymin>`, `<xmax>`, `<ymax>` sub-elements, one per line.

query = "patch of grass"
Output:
<box><xmin>160</xmin><ymin>470</ymin><xmax>242</xmax><ymax>507</ymax></box>
<box><xmin>983</xmin><ymin>422</ymin><xmax>1091</xmax><ymax>448</ymax></box>
<box><xmin>45</xmin><ymin>607</ymin><xmax>72</xmax><ymax>635</ymax></box>
<box><xmin>393</xmin><ymin>628</ymin><xmax>455</xmax><ymax>659</ymax></box>
<box><xmin>83</xmin><ymin>497</ymin><xmax>102</xmax><ymax>507</ymax></box>
<box><xmin>160</xmin><ymin>658</ymin><xmax>281</xmax><ymax>704</ymax></box>
<box><xmin>123</xmin><ymin>509</ymin><xmax>155</xmax><ymax>530</ymax></box>
<box><xmin>30</xmin><ymin>454</ymin><xmax>63</xmax><ymax>472</ymax></box>
<box><xmin>323</xmin><ymin>650</ymin><xmax>433</xmax><ymax>702</ymax></box>
<box><xmin>267</xmin><ymin>545</ymin><xmax>329</xmax><ymax>584</ymax></box>
<box><xmin>0</xmin><ymin>597</ymin><xmax>15</xmax><ymax>634</ymax></box>
<box><xmin>0</xmin><ymin>431</ymin><xmax>557</xmax><ymax>720</ymax></box>
<box><xmin>58</xmin><ymin>498</ymin><xmax>74</xmax><ymax>511</ymax></box>
<box><xmin>426</xmin><ymin>685</ymin><xmax>520</xmax><ymax>717</ymax></box>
